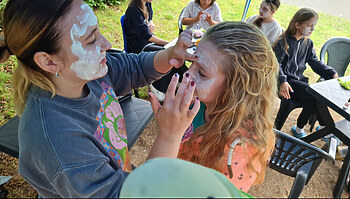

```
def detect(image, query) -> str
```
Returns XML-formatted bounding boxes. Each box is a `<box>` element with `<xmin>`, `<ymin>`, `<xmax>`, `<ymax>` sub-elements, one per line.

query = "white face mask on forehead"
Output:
<box><xmin>70</xmin><ymin>3</ymin><xmax>107</xmax><ymax>80</ymax></box>
<box><xmin>192</xmin><ymin>49</ymin><xmax>218</xmax><ymax>100</ymax></box>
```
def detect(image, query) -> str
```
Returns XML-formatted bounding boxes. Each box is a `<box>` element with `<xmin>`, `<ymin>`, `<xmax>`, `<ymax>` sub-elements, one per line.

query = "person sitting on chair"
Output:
<box><xmin>273</xmin><ymin>8</ymin><xmax>338</xmax><ymax>139</ymax></box>
<box><xmin>124</xmin><ymin>0</ymin><xmax>168</xmax><ymax>53</ymax></box>
<box><xmin>246</xmin><ymin>0</ymin><xmax>282</xmax><ymax>44</ymax></box>
<box><xmin>124</xmin><ymin>0</ymin><xmax>188</xmax><ymax>102</ymax></box>
<box><xmin>181</xmin><ymin>0</ymin><xmax>223</xmax><ymax>31</ymax></box>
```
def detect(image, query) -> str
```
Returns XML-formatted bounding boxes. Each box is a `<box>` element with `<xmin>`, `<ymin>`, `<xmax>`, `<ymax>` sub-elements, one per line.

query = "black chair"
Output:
<box><xmin>270</xmin><ymin>129</ymin><xmax>335</xmax><ymax>198</ymax></box>
<box><xmin>274</xmin><ymin>37</ymin><xmax>350</xmax><ymax>132</ymax></box>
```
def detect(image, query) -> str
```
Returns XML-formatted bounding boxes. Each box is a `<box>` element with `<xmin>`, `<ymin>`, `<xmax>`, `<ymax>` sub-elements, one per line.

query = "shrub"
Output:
<box><xmin>84</xmin><ymin>0</ymin><xmax>122</xmax><ymax>9</ymax></box>
<box><xmin>0</xmin><ymin>0</ymin><xmax>9</xmax><ymax>31</ymax></box>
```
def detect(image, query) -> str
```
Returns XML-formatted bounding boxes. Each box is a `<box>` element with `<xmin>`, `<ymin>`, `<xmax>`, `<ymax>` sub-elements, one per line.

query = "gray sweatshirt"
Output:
<box><xmin>18</xmin><ymin>52</ymin><xmax>162</xmax><ymax>198</ymax></box>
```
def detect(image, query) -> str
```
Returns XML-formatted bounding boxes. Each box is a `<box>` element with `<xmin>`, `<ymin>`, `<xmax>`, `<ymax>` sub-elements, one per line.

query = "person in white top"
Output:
<box><xmin>181</xmin><ymin>0</ymin><xmax>223</xmax><ymax>31</ymax></box>
<box><xmin>246</xmin><ymin>0</ymin><xmax>282</xmax><ymax>44</ymax></box>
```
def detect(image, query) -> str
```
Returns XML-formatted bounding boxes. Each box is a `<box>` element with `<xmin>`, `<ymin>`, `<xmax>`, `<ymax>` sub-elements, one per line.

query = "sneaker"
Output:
<box><xmin>316</xmin><ymin>126</ymin><xmax>341</xmax><ymax>146</ymax></box>
<box><xmin>291</xmin><ymin>126</ymin><xmax>307</xmax><ymax>138</ymax></box>
<box><xmin>149</xmin><ymin>84</ymin><xmax>165</xmax><ymax>102</ymax></box>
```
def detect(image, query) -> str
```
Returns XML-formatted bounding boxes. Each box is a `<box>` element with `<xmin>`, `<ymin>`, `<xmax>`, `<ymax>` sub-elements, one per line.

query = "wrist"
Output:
<box><xmin>158</xmin><ymin>127</ymin><xmax>183</xmax><ymax>143</ymax></box>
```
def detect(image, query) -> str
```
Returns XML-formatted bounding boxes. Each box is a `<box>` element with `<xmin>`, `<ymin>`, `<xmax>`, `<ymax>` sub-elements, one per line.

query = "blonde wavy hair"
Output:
<box><xmin>0</xmin><ymin>0</ymin><xmax>73</xmax><ymax>116</ymax></box>
<box><xmin>178</xmin><ymin>21</ymin><xmax>278</xmax><ymax>185</ymax></box>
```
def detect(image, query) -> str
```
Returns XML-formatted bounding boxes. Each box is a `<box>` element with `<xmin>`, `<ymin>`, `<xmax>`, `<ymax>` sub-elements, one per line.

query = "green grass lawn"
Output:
<box><xmin>1</xmin><ymin>0</ymin><xmax>350</xmax><ymax>125</ymax></box>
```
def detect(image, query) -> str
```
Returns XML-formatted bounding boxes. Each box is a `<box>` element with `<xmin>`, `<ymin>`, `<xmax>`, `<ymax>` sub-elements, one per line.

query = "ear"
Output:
<box><xmin>33</xmin><ymin>52</ymin><xmax>60</xmax><ymax>74</ymax></box>
<box><xmin>295</xmin><ymin>22</ymin><xmax>300</xmax><ymax>30</ymax></box>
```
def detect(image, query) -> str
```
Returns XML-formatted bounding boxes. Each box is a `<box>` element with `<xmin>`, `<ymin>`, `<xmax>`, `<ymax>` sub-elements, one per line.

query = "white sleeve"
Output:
<box><xmin>246</xmin><ymin>15</ymin><xmax>257</xmax><ymax>23</ymax></box>
<box><xmin>182</xmin><ymin>0</ymin><xmax>194</xmax><ymax>19</ymax></box>
<box><xmin>213</xmin><ymin>3</ymin><xmax>223</xmax><ymax>22</ymax></box>
<box><xmin>268</xmin><ymin>22</ymin><xmax>282</xmax><ymax>43</ymax></box>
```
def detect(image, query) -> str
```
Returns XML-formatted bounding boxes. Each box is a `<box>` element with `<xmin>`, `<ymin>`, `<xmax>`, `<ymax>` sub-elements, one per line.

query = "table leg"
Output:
<box><xmin>333</xmin><ymin>148</ymin><xmax>350</xmax><ymax>198</ymax></box>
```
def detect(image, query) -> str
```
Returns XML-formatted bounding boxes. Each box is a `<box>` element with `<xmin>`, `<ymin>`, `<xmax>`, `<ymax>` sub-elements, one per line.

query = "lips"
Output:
<box><xmin>100</xmin><ymin>57</ymin><xmax>106</xmax><ymax>65</ymax></box>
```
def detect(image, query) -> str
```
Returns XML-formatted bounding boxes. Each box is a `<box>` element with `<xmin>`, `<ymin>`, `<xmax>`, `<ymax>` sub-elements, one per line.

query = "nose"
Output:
<box><xmin>310</xmin><ymin>26</ymin><xmax>315</xmax><ymax>31</ymax></box>
<box><xmin>101</xmin><ymin>34</ymin><xmax>112</xmax><ymax>51</ymax></box>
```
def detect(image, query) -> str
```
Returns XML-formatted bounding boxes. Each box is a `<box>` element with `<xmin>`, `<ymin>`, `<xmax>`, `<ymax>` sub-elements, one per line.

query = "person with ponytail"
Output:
<box><xmin>246</xmin><ymin>0</ymin><xmax>282</xmax><ymax>44</ymax></box>
<box><xmin>0</xmin><ymin>0</ymin><xmax>200</xmax><ymax>197</ymax></box>
<box><xmin>273</xmin><ymin>8</ymin><xmax>338</xmax><ymax>139</ymax></box>
<box><xmin>178</xmin><ymin>21</ymin><xmax>278</xmax><ymax>192</ymax></box>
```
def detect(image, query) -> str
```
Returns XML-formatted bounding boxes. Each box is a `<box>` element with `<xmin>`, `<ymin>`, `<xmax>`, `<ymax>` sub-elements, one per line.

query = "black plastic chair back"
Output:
<box><xmin>270</xmin><ymin>129</ymin><xmax>334</xmax><ymax>198</ymax></box>
<box><xmin>320</xmin><ymin>37</ymin><xmax>350</xmax><ymax>77</ymax></box>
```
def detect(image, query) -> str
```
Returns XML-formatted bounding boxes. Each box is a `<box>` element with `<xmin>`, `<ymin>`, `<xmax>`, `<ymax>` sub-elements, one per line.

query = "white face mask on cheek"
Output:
<box><xmin>301</xmin><ymin>25</ymin><xmax>313</xmax><ymax>36</ymax></box>
<box><xmin>70</xmin><ymin>4</ymin><xmax>107</xmax><ymax>80</ymax></box>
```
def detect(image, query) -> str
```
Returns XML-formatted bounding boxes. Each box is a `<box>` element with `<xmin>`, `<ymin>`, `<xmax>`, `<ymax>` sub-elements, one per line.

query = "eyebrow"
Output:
<box><xmin>197</xmin><ymin>62</ymin><xmax>210</xmax><ymax>74</ymax></box>
<box><xmin>83</xmin><ymin>27</ymin><xmax>97</xmax><ymax>42</ymax></box>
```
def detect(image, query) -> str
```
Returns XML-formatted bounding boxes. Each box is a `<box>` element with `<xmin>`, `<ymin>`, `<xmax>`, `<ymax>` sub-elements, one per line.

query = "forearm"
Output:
<box><xmin>147</xmin><ymin>133</ymin><xmax>182</xmax><ymax>160</ymax></box>
<box><xmin>149</xmin><ymin>35</ymin><xmax>169</xmax><ymax>46</ymax></box>
<box><xmin>182</xmin><ymin>17</ymin><xmax>199</xmax><ymax>26</ymax></box>
<box><xmin>153</xmin><ymin>48</ymin><xmax>173</xmax><ymax>73</ymax></box>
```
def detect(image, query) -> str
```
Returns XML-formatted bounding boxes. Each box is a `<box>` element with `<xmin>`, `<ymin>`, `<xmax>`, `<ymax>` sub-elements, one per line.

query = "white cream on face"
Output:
<box><xmin>300</xmin><ymin>18</ymin><xmax>318</xmax><ymax>37</ymax></box>
<box><xmin>70</xmin><ymin>3</ymin><xmax>107</xmax><ymax>80</ymax></box>
<box><xmin>259</xmin><ymin>1</ymin><xmax>272</xmax><ymax>18</ymax></box>
<box><xmin>191</xmin><ymin>48</ymin><xmax>219</xmax><ymax>100</ymax></box>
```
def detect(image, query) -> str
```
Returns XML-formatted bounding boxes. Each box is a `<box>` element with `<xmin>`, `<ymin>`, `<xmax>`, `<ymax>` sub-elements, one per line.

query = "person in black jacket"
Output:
<box><xmin>124</xmin><ymin>0</ymin><xmax>187</xmax><ymax>102</ymax></box>
<box><xmin>273</xmin><ymin>8</ymin><xmax>338</xmax><ymax>138</ymax></box>
<box><xmin>124</xmin><ymin>0</ymin><xmax>169</xmax><ymax>53</ymax></box>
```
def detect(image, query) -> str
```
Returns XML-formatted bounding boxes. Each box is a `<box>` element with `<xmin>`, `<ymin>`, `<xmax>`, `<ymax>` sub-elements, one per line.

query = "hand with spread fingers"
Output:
<box><xmin>148</xmin><ymin>72</ymin><xmax>200</xmax><ymax>159</ymax></box>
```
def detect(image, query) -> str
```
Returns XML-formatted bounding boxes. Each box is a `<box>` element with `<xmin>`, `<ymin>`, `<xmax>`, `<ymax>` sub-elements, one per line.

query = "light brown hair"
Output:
<box><xmin>0</xmin><ymin>0</ymin><xmax>73</xmax><ymax>115</ymax></box>
<box><xmin>273</xmin><ymin>8</ymin><xmax>318</xmax><ymax>53</ymax></box>
<box><xmin>130</xmin><ymin>0</ymin><xmax>149</xmax><ymax>22</ymax></box>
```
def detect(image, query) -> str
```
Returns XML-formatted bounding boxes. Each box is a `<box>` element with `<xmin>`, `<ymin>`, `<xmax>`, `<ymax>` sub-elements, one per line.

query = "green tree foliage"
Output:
<box><xmin>0</xmin><ymin>0</ymin><xmax>9</xmax><ymax>31</ymax></box>
<box><xmin>84</xmin><ymin>0</ymin><xmax>122</xmax><ymax>9</ymax></box>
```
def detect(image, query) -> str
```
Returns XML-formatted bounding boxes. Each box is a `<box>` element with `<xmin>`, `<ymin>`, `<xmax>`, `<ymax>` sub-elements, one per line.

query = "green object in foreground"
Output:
<box><xmin>120</xmin><ymin>158</ymin><xmax>254</xmax><ymax>198</ymax></box>
<box><xmin>338</xmin><ymin>79</ymin><xmax>350</xmax><ymax>90</ymax></box>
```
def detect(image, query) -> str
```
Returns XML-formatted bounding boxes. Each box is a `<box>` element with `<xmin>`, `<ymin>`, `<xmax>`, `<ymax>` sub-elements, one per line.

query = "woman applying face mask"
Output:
<box><xmin>0</xmin><ymin>0</ymin><xmax>199</xmax><ymax>197</ymax></box>
<box><xmin>246</xmin><ymin>0</ymin><xmax>282</xmax><ymax>44</ymax></box>
<box><xmin>273</xmin><ymin>8</ymin><xmax>338</xmax><ymax>139</ymax></box>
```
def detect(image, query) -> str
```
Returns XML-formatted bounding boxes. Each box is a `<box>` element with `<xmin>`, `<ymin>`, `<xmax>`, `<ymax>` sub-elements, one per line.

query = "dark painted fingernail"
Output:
<box><xmin>196</xmin><ymin>97</ymin><xmax>199</xmax><ymax>100</ymax></box>
<box><xmin>174</xmin><ymin>73</ymin><xmax>178</xmax><ymax>77</ymax></box>
<box><xmin>195</xmin><ymin>55</ymin><xmax>198</xmax><ymax>59</ymax></box>
<box><xmin>185</xmin><ymin>73</ymin><xmax>190</xmax><ymax>78</ymax></box>
<box><xmin>191</xmin><ymin>81</ymin><xmax>195</xmax><ymax>86</ymax></box>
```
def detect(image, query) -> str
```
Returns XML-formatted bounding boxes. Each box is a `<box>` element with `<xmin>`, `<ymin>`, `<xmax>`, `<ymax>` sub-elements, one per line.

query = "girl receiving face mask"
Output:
<box><xmin>0</xmin><ymin>0</ymin><xmax>199</xmax><ymax>197</ymax></box>
<box><xmin>178</xmin><ymin>21</ymin><xmax>278</xmax><ymax>192</ymax></box>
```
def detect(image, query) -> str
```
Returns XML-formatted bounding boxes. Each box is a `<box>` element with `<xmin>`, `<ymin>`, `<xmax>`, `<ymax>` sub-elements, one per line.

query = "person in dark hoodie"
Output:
<box><xmin>273</xmin><ymin>8</ymin><xmax>338</xmax><ymax>138</ymax></box>
<box><xmin>124</xmin><ymin>0</ymin><xmax>188</xmax><ymax>102</ymax></box>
